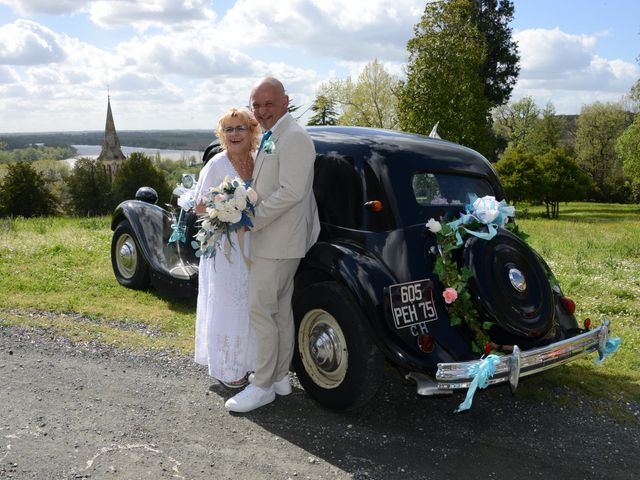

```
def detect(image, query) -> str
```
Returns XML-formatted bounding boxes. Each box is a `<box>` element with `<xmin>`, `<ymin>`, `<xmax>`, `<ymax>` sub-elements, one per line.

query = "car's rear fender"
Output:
<box><xmin>296</xmin><ymin>240</ymin><xmax>461</xmax><ymax>372</ymax></box>
<box><xmin>295</xmin><ymin>240</ymin><xmax>397</xmax><ymax>357</ymax></box>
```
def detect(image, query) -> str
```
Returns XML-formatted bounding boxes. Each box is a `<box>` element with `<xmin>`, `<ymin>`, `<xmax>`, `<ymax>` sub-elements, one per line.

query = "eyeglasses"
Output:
<box><xmin>223</xmin><ymin>125</ymin><xmax>249</xmax><ymax>134</ymax></box>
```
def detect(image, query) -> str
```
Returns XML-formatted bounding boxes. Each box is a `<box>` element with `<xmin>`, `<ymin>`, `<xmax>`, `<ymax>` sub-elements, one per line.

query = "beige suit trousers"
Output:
<box><xmin>248</xmin><ymin>256</ymin><xmax>301</xmax><ymax>388</ymax></box>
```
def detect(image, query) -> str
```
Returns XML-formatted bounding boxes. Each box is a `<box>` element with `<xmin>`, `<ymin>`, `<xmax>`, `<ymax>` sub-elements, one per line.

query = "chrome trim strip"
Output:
<box><xmin>436</xmin><ymin>321</ymin><xmax>610</xmax><ymax>391</ymax></box>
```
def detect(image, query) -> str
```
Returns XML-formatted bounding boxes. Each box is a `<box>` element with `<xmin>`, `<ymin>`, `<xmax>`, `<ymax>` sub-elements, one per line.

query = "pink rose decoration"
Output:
<box><xmin>443</xmin><ymin>287</ymin><xmax>458</xmax><ymax>304</ymax></box>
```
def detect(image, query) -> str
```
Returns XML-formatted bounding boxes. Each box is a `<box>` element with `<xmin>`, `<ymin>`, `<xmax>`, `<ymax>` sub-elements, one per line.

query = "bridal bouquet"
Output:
<box><xmin>192</xmin><ymin>176</ymin><xmax>257</xmax><ymax>261</ymax></box>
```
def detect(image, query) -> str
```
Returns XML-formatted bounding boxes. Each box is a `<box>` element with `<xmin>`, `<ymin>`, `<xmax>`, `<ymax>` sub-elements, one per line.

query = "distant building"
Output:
<box><xmin>98</xmin><ymin>96</ymin><xmax>126</xmax><ymax>177</ymax></box>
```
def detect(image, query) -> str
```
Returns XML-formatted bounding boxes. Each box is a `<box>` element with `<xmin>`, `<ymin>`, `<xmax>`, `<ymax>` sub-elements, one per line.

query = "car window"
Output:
<box><xmin>412</xmin><ymin>173</ymin><xmax>494</xmax><ymax>206</ymax></box>
<box><xmin>313</xmin><ymin>154</ymin><xmax>364</xmax><ymax>229</ymax></box>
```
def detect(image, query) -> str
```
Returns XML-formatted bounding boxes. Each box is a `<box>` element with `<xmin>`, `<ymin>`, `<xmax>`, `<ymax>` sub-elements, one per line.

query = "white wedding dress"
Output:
<box><xmin>193</xmin><ymin>151</ymin><xmax>256</xmax><ymax>383</ymax></box>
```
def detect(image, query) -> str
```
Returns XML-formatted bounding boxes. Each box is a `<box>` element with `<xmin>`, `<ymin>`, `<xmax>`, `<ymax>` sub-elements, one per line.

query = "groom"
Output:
<box><xmin>225</xmin><ymin>77</ymin><xmax>320</xmax><ymax>413</ymax></box>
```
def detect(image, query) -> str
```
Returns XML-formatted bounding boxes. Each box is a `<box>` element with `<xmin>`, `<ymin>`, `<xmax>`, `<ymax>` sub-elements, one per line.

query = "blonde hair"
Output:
<box><xmin>216</xmin><ymin>108</ymin><xmax>261</xmax><ymax>151</ymax></box>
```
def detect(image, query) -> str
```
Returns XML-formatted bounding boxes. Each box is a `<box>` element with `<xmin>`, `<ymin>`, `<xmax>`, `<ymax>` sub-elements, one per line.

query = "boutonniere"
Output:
<box><xmin>263</xmin><ymin>139</ymin><xmax>275</xmax><ymax>154</ymax></box>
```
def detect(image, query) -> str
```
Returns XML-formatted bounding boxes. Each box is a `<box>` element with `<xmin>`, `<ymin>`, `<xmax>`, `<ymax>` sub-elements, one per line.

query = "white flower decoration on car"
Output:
<box><xmin>472</xmin><ymin>195</ymin><xmax>501</xmax><ymax>224</ymax></box>
<box><xmin>426</xmin><ymin>218</ymin><xmax>442</xmax><ymax>233</ymax></box>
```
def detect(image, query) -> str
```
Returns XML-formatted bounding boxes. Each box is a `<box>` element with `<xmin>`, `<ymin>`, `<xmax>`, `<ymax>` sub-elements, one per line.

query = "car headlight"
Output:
<box><xmin>181</xmin><ymin>174</ymin><xmax>195</xmax><ymax>189</ymax></box>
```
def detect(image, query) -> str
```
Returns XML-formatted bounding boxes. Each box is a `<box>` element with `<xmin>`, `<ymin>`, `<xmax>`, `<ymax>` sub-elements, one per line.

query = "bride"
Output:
<box><xmin>193</xmin><ymin>108</ymin><xmax>260</xmax><ymax>388</ymax></box>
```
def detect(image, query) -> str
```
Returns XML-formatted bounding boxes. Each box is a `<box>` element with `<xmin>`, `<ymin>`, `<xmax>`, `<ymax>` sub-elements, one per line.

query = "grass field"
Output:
<box><xmin>0</xmin><ymin>203</ymin><xmax>638</xmax><ymax>416</ymax></box>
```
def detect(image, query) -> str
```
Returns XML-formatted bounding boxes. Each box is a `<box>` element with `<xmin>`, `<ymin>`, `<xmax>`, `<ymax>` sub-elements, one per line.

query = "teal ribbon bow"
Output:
<box><xmin>447</xmin><ymin>194</ymin><xmax>516</xmax><ymax>247</ymax></box>
<box><xmin>594</xmin><ymin>336</ymin><xmax>622</xmax><ymax>366</ymax></box>
<box><xmin>455</xmin><ymin>354</ymin><xmax>501</xmax><ymax>413</ymax></box>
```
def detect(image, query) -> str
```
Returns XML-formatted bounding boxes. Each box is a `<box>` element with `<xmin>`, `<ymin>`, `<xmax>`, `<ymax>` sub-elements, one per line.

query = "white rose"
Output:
<box><xmin>234</xmin><ymin>185</ymin><xmax>247</xmax><ymax>199</ymax></box>
<box><xmin>206</xmin><ymin>207</ymin><xmax>218</xmax><ymax>219</ymax></box>
<box><xmin>426</xmin><ymin>218</ymin><xmax>442</xmax><ymax>233</ymax></box>
<box><xmin>234</xmin><ymin>196</ymin><xmax>247</xmax><ymax>211</ymax></box>
<box><xmin>228</xmin><ymin>210</ymin><xmax>242</xmax><ymax>224</ymax></box>
<box><xmin>473</xmin><ymin>195</ymin><xmax>500</xmax><ymax>224</ymax></box>
<box><xmin>217</xmin><ymin>210</ymin><xmax>230</xmax><ymax>223</ymax></box>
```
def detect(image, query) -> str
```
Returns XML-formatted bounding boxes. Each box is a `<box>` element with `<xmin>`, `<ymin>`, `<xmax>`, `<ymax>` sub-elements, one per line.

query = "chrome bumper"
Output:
<box><xmin>435</xmin><ymin>320</ymin><xmax>612</xmax><ymax>393</ymax></box>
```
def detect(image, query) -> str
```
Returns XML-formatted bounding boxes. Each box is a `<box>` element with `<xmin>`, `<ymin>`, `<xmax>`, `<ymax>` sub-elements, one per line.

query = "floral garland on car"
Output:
<box><xmin>426</xmin><ymin>194</ymin><xmax>521</xmax><ymax>354</ymax></box>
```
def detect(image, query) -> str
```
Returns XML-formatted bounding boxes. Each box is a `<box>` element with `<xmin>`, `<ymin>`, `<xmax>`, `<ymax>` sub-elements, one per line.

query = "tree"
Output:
<box><xmin>111</xmin><ymin>153</ymin><xmax>172</xmax><ymax>205</ymax></box>
<box><xmin>0</xmin><ymin>162</ymin><xmax>58</xmax><ymax>217</ymax></box>
<box><xmin>33</xmin><ymin>159</ymin><xmax>71</xmax><ymax>213</ymax></box>
<box><xmin>67</xmin><ymin>158</ymin><xmax>114</xmax><ymax>216</ymax></box>
<box><xmin>527</xmin><ymin>102</ymin><xmax>565</xmax><ymax>156</ymax></box>
<box><xmin>319</xmin><ymin>59</ymin><xmax>400</xmax><ymax>129</ymax></box>
<box><xmin>574</xmin><ymin>102</ymin><xmax>628</xmax><ymax>201</ymax></box>
<box><xmin>307</xmin><ymin>95</ymin><xmax>338</xmax><ymax>126</ymax></box>
<box><xmin>398</xmin><ymin>0</ymin><xmax>493</xmax><ymax>157</ymax></box>
<box><xmin>470</xmin><ymin>0</ymin><xmax>520</xmax><ymax>108</ymax></box>
<box><xmin>494</xmin><ymin>146</ymin><xmax>544</xmax><ymax>204</ymax></box>
<box><xmin>492</xmin><ymin>96</ymin><xmax>540</xmax><ymax>151</ymax></box>
<box><xmin>539</xmin><ymin>148</ymin><xmax>590</xmax><ymax>218</ymax></box>
<box><xmin>616</xmin><ymin>115</ymin><xmax>640</xmax><ymax>202</ymax></box>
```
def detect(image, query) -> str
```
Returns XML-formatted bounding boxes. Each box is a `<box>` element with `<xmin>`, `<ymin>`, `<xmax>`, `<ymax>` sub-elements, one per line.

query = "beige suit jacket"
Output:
<box><xmin>251</xmin><ymin>113</ymin><xmax>320</xmax><ymax>259</ymax></box>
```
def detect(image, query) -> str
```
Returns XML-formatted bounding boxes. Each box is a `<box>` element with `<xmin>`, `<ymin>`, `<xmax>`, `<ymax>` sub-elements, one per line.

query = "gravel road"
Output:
<box><xmin>1</xmin><ymin>324</ymin><xmax>638</xmax><ymax>480</ymax></box>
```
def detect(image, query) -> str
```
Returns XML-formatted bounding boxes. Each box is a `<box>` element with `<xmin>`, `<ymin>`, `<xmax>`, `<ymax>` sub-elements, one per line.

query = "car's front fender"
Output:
<box><xmin>111</xmin><ymin>200</ymin><xmax>198</xmax><ymax>296</ymax></box>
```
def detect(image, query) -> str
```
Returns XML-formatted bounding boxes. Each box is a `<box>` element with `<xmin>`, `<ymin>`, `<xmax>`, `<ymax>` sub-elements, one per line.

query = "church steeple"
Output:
<box><xmin>98</xmin><ymin>95</ymin><xmax>126</xmax><ymax>175</ymax></box>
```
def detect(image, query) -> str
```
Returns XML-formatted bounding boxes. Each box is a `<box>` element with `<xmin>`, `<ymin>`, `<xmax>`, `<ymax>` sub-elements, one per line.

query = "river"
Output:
<box><xmin>66</xmin><ymin>145</ymin><xmax>204</xmax><ymax>167</ymax></box>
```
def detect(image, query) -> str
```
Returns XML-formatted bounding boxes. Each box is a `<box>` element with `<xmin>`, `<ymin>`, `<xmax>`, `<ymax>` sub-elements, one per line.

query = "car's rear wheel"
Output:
<box><xmin>293</xmin><ymin>281</ymin><xmax>384</xmax><ymax>411</ymax></box>
<box><xmin>111</xmin><ymin>220</ymin><xmax>150</xmax><ymax>290</ymax></box>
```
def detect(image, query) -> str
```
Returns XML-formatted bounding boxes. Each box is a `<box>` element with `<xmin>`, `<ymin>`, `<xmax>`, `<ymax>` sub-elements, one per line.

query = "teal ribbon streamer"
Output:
<box><xmin>168</xmin><ymin>209</ymin><xmax>186</xmax><ymax>244</ymax></box>
<box><xmin>455</xmin><ymin>354</ymin><xmax>501</xmax><ymax>413</ymax></box>
<box><xmin>594</xmin><ymin>336</ymin><xmax>622</xmax><ymax>366</ymax></box>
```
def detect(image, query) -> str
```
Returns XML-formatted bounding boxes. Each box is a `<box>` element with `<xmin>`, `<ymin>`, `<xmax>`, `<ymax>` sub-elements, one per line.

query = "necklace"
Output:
<box><xmin>228</xmin><ymin>152</ymin><xmax>253</xmax><ymax>180</ymax></box>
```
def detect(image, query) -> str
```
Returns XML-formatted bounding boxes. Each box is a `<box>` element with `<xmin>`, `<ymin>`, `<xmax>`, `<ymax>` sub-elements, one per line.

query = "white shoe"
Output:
<box><xmin>247</xmin><ymin>373</ymin><xmax>292</xmax><ymax>396</ymax></box>
<box><xmin>224</xmin><ymin>384</ymin><xmax>275</xmax><ymax>413</ymax></box>
<box><xmin>273</xmin><ymin>375</ymin><xmax>292</xmax><ymax>396</ymax></box>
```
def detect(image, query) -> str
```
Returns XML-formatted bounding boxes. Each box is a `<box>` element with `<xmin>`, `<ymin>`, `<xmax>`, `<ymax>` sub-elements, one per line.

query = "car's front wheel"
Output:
<box><xmin>111</xmin><ymin>220</ymin><xmax>150</xmax><ymax>290</ymax></box>
<box><xmin>293</xmin><ymin>281</ymin><xmax>384</xmax><ymax>411</ymax></box>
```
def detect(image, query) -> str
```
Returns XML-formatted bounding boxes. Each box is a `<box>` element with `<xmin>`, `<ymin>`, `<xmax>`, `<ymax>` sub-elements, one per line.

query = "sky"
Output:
<box><xmin>0</xmin><ymin>0</ymin><xmax>638</xmax><ymax>134</ymax></box>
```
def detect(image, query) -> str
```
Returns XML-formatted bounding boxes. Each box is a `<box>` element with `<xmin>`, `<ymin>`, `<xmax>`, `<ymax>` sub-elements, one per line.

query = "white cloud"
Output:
<box><xmin>513</xmin><ymin>27</ymin><xmax>639</xmax><ymax>112</ymax></box>
<box><xmin>89</xmin><ymin>0</ymin><xmax>215</xmax><ymax>30</ymax></box>
<box><xmin>116</xmin><ymin>32</ymin><xmax>256</xmax><ymax>77</ymax></box>
<box><xmin>0</xmin><ymin>65</ymin><xmax>19</xmax><ymax>83</ymax></box>
<box><xmin>218</xmin><ymin>0</ymin><xmax>422</xmax><ymax>61</ymax></box>
<box><xmin>0</xmin><ymin>20</ymin><xmax>66</xmax><ymax>65</ymax></box>
<box><xmin>1</xmin><ymin>0</ymin><xmax>216</xmax><ymax>30</ymax></box>
<box><xmin>0</xmin><ymin>0</ymin><xmax>89</xmax><ymax>15</ymax></box>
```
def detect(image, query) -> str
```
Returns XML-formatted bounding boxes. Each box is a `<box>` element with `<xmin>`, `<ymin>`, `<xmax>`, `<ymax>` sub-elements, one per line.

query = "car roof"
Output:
<box><xmin>307</xmin><ymin>126</ymin><xmax>498</xmax><ymax>179</ymax></box>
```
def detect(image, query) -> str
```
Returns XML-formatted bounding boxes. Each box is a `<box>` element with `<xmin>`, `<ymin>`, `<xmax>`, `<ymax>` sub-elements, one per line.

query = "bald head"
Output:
<box><xmin>251</xmin><ymin>77</ymin><xmax>289</xmax><ymax>130</ymax></box>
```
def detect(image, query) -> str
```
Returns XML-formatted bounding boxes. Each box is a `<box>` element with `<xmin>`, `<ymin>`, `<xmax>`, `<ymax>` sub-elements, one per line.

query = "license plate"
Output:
<box><xmin>389</xmin><ymin>279</ymin><xmax>438</xmax><ymax>329</ymax></box>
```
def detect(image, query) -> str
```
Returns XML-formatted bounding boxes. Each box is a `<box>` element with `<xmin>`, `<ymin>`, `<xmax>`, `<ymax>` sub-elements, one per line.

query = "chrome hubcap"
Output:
<box><xmin>309</xmin><ymin>324</ymin><xmax>342</xmax><ymax>372</ymax></box>
<box><xmin>508</xmin><ymin>267</ymin><xmax>526</xmax><ymax>292</ymax></box>
<box><xmin>298</xmin><ymin>309</ymin><xmax>348</xmax><ymax>389</ymax></box>
<box><xmin>115</xmin><ymin>234</ymin><xmax>137</xmax><ymax>279</ymax></box>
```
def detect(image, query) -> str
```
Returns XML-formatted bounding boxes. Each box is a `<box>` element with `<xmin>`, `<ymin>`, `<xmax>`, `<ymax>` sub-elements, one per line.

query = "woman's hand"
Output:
<box><xmin>195</xmin><ymin>202</ymin><xmax>207</xmax><ymax>215</ymax></box>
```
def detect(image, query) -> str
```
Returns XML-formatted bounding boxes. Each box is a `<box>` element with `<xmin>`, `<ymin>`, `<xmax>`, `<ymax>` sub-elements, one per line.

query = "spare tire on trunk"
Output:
<box><xmin>463</xmin><ymin>228</ymin><xmax>556</xmax><ymax>347</ymax></box>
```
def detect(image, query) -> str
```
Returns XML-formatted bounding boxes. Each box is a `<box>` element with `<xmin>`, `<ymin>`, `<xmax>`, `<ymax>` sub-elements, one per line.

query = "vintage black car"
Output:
<box><xmin>111</xmin><ymin>126</ymin><xmax>615</xmax><ymax>411</ymax></box>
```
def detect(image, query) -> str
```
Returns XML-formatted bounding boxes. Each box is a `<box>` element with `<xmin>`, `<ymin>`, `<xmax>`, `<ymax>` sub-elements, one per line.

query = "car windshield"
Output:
<box><xmin>411</xmin><ymin>173</ymin><xmax>494</xmax><ymax>207</ymax></box>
